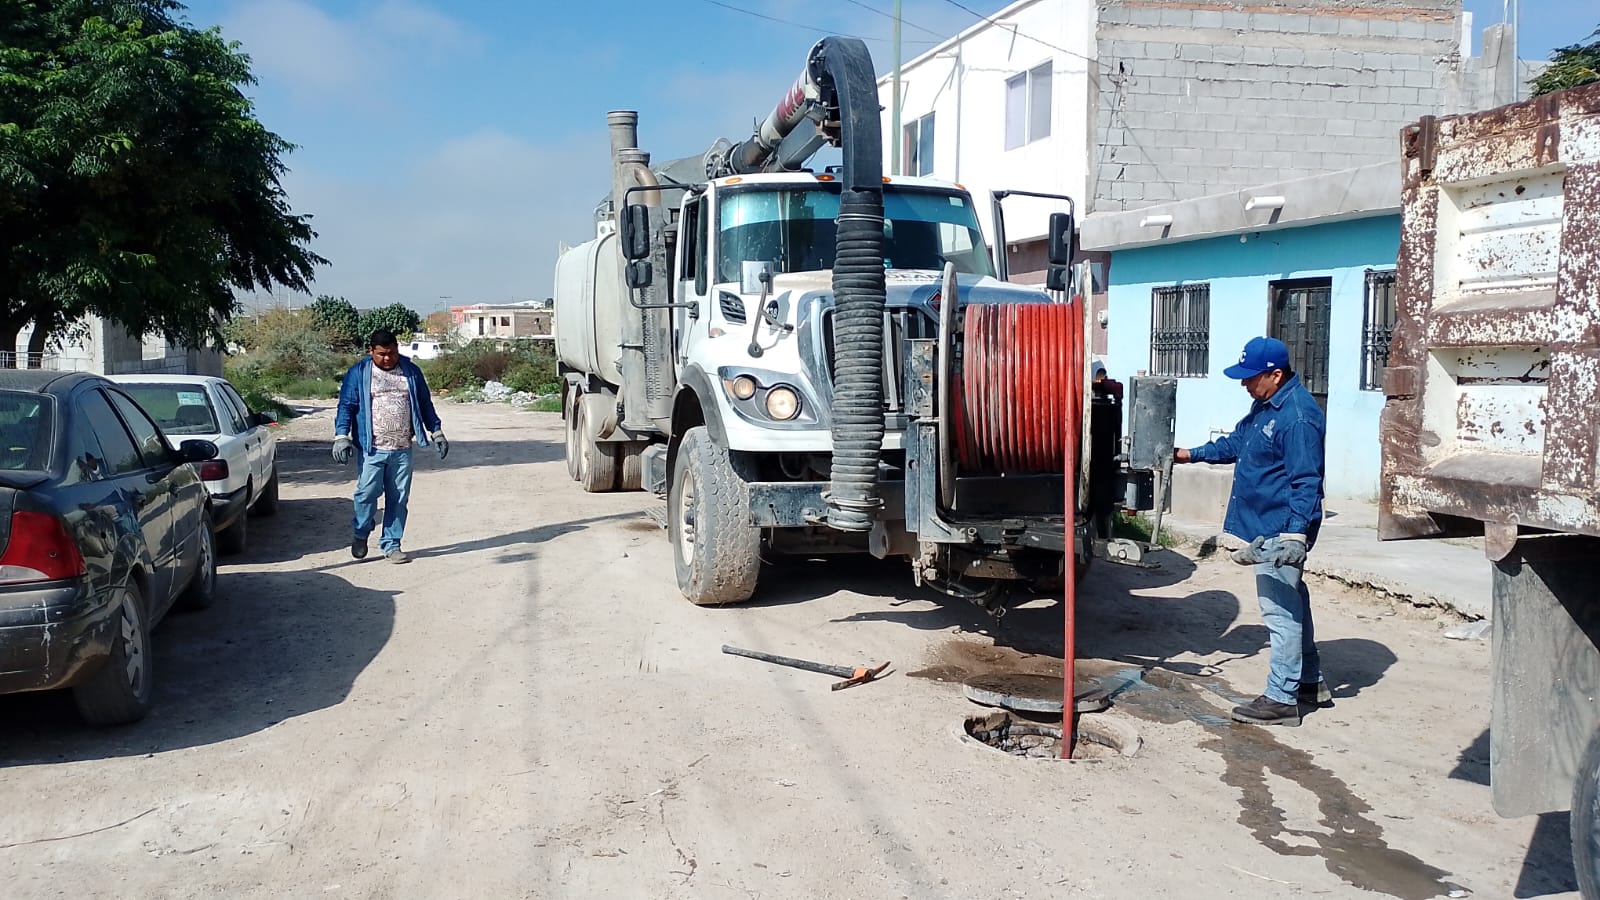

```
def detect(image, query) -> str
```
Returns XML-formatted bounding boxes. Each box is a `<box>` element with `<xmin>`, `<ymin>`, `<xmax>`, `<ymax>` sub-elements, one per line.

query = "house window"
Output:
<box><xmin>500</xmin><ymin>316</ymin><xmax>511</xmax><ymax>327</ymax></box>
<box><xmin>903</xmin><ymin>112</ymin><xmax>935</xmax><ymax>176</ymax></box>
<box><xmin>1004</xmin><ymin>61</ymin><xmax>1052</xmax><ymax>150</ymax></box>
<box><xmin>477</xmin><ymin>317</ymin><xmax>485</xmax><ymax>336</ymax></box>
<box><xmin>1150</xmin><ymin>284</ymin><xmax>1210</xmax><ymax>378</ymax></box>
<box><xmin>1362</xmin><ymin>269</ymin><xmax>1398</xmax><ymax>391</ymax></box>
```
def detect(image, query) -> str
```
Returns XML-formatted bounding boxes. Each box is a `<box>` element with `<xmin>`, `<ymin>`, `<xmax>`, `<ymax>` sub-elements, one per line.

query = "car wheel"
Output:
<box><xmin>219</xmin><ymin>487</ymin><xmax>248</xmax><ymax>555</ymax></box>
<box><xmin>177</xmin><ymin>511</ymin><xmax>218</xmax><ymax>611</ymax></box>
<box><xmin>253</xmin><ymin>469</ymin><xmax>280</xmax><ymax>517</ymax></box>
<box><xmin>72</xmin><ymin>583</ymin><xmax>154</xmax><ymax>726</ymax></box>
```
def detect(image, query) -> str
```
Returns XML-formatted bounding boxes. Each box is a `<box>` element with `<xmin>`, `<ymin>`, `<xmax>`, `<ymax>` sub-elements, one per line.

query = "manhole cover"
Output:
<box><xmin>961</xmin><ymin>711</ymin><xmax>1141</xmax><ymax>761</ymax></box>
<box><xmin>962</xmin><ymin>673</ymin><xmax>1112</xmax><ymax>715</ymax></box>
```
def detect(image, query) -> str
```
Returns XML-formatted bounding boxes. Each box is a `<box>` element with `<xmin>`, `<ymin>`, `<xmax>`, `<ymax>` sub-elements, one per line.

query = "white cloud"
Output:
<box><xmin>281</xmin><ymin>129</ymin><xmax>610</xmax><ymax>310</ymax></box>
<box><xmin>219</xmin><ymin>0</ymin><xmax>479</xmax><ymax>105</ymax></box>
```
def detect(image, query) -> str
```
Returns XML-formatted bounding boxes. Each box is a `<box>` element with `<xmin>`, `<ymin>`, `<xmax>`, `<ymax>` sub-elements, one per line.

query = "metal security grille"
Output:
<box><xmin>1150</xmin><ymin>284</ymin><xmax>1210</xmax><ymax>378</ymax></box>
<box><xmin>1362</xmin><ymin>269</ymin><xmax>1398</xmax><ymax>391</ymax></box>
<box><xmin>1269</xmin><ymin>278</ymin><xmax>1332</xmax><ymax>401</ymax></box>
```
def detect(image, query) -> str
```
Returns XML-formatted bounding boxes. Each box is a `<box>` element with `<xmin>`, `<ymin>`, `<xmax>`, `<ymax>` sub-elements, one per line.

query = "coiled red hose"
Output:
<box><xmin>955</xmin><ymin>302</ymin><xmax>1085</xmax><ymax>474</ymax></box>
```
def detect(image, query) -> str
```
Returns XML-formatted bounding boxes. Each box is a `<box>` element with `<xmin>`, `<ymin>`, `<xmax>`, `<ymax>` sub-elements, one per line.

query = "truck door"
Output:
<box><xmin>676</xmin><ymin>192</ymin><xmax>711</xmax><ymax>365</ymax></box>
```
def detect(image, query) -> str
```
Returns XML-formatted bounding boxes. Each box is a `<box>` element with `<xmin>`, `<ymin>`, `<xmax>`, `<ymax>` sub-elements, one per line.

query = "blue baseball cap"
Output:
<box><xmin>1223</xmin><ymin>336</ymin><xmax>1291</xmax><ymax>379</ymax></box>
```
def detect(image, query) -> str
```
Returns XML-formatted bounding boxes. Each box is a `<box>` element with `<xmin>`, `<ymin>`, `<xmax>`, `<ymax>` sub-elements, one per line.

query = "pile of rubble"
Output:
<box><xmin>475</xmin><ymin>380</ymin><xmax>543</xmax><ymax>407</ymax></box>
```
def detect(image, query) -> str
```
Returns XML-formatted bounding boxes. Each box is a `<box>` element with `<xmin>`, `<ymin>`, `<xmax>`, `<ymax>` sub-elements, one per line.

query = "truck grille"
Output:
<box><xmin>821</xmin><ymin>307</ymin><xmax>933</xmax><ymax>414</ymax></box>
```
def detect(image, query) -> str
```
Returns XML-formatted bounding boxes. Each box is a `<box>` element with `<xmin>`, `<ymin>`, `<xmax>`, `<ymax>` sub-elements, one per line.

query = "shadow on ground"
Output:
<box><xmin>0</xmin><ymin>563</ymin><xmax>397</xmax><ymax>765</ymax></box>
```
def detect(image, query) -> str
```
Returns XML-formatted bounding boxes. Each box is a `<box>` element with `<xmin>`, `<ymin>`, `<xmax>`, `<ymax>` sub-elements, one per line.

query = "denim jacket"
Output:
<box><xmin>334</xmin><ymin>356</ymin><xmax>443</xmax><ymax>455</ymax></box>
<box><xmin>1187</xmin><ymin>374</ymin><xmax>1326</xmax><ymax>548</ymax></box>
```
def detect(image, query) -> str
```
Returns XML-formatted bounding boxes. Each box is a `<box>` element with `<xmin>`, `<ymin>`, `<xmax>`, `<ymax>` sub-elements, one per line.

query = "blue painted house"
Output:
<box><xmin>1081</xmin><ymin>163</ymin><xmax>1400</xmax><ymax>511</ymax></box>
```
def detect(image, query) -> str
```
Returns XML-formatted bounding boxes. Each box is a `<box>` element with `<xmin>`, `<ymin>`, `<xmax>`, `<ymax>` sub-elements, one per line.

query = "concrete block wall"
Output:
<box><xmin>1091</xmin><ymin>0</ymin><xmax>1462</xmax><ymax>213</ymax></box>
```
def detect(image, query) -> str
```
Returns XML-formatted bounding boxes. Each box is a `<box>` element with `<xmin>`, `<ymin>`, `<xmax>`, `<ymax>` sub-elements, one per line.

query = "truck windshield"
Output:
<box><xmin>717</xmin><ymin>186</ymin><xmax>994</xmax><ymax>283</ymax></box>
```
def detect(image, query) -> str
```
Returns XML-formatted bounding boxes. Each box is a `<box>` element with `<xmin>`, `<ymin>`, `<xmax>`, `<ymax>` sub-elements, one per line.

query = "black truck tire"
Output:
<box><xmin>563</xmin><ymin>385</ymin><xmax>581</xmax><ymax>482</ymax></box>
<box><xmin>669</xmin><ymin>427</ymin><xmax>760</xmax><ymax>606</ymax></box>
<box><xmin>1573</xmin><ymin>725</ymin><xmax>1600</xmax><ymax>899</ymax></box>
<box><xmin>576</xmin><ymin>394</ymin><xmax>616</xmax><ymax>493</ymax></box>
<box><xmin>617</xmin><ymin>442</ymin><xmax>647</xmax><ymax>492</ymax></box>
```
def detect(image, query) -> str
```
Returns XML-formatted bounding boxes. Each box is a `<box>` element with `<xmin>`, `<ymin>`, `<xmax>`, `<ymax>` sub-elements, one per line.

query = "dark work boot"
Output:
<box><xmin>1231</xmin><ymin>694</ymin><xmax>1302</xmax><ymax>727</ymax></box>
<box><xmin>1298</xmin><ymin>680</ymin><xmax>1332</xmax><ymax>706</ymax></box>
<box><xmin>352</xmin><ymin>537</ymin><xmax>368</xmax><ymax>560</ymax></box>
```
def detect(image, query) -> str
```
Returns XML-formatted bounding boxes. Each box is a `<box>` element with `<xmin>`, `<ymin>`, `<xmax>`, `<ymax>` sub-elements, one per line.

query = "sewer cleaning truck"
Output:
<box><xmin>1375</xmin><ymin>82</ymin><xmax>1600</xmax><ymax>896</ymax></box>
<box><xmin>552</xmin><ymin>36</ymin><xmax>1175</xmax><ymax>609</ymax></box>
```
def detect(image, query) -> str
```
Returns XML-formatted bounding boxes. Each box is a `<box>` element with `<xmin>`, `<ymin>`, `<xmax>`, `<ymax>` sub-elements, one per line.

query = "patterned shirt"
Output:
<box><xmin>370</xmin><ymin>364</ymin><xmax>414</xmax><ymax>451</ymax></box>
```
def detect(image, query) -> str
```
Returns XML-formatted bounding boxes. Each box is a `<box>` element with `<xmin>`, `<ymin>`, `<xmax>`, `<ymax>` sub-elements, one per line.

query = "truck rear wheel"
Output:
<box><xmin>617</xmin><ymin>442</ymin><xmax>647</xmax><ymax>492</ymax></box>
<box><xmin>576</xmin><ymin>394</ymin><xmax>616</xmax><ymax>493</ymax></box>
<box><xmin>563</xmin><ymin>386</ymin><xmax>581</xmax><ymax>482</ymax></box>
<box><xmin>1572</xmin><ymin>725</ymin><xmax>1600</xmax><ymax>898</ymax></box>
<box><xmin>669</xmin><ymin>427</ymin><xmax>760</xmax><ymax>605</ymax></box>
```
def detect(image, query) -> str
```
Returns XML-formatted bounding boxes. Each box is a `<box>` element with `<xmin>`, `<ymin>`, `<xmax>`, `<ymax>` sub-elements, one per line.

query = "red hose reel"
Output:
<box><xmin>954</xmin><ymin>301</ymin><xmax>1086</xmax><ymax>475</ymax></box>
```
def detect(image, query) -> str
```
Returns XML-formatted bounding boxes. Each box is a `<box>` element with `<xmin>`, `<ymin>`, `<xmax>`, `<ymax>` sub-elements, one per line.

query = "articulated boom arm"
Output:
<box><xmin>713</xmin><ymin>37</ymin><xmax>882</xmax><ymax>194</ymax></box>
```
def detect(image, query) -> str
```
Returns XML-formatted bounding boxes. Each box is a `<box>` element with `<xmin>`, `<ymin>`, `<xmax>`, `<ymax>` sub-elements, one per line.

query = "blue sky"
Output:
<box><xmin>173</xmin><ymin>0</ymin><xmax>1586</xmax><ymax>313</ymax></box>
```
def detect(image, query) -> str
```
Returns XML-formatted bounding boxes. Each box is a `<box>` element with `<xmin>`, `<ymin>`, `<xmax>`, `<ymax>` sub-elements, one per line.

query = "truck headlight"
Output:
<box><xmin>765</xmin><ymin>385</ymin><xmax>800</xmax><ymax>420</ymax></box>
<box><xmin>727</xmin><ymin>375</ymin><xmax>758</xmax><ymax>400</ymax></box>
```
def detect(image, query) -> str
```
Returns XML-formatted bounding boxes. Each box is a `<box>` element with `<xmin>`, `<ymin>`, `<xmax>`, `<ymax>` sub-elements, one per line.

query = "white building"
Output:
<box><xmin>876</xmin><ymin>0</ymin><xmax>1096</xmax><ymax>283</ymax></box>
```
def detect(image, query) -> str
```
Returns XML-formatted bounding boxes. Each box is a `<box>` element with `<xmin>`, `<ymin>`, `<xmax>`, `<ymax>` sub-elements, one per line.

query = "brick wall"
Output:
<box><xmin>1091</xmin><ymin>0</ymin><xmax>1463</xmax><ymax>213</ymax></box>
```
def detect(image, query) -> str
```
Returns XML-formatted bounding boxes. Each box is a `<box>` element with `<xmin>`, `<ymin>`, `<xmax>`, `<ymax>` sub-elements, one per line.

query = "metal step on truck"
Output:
<box><xmin>1377</xmin><ymin>81</ymin><xmax>1600</xmax><ymax>895</ymax></box>
<box><xmin>552</xmin><ymin>37</ymin><xmax>1176</xmax><ymax>612</ymax></box>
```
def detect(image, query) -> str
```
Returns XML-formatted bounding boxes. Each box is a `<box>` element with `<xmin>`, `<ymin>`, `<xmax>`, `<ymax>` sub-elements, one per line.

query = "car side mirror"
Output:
<box><xmin>252</xmin><ymin>411</ymin><xmax>277</xmax><ymax>427</ymax></box>
<box><xmin>1047</xmin><ymin>212</ymin><xmax>1075</xmax><ymax>266</ymax></box>
<box><xmin>178</xmin><ymin>439</ymin><xmax>219</xmax><ymax>463</ymax></box>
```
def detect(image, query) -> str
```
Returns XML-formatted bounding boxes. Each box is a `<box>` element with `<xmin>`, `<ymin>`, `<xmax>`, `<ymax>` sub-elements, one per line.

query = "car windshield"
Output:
<box><xmin>118</xmin><ymin>383</ymin><xmax>219</xmax><ymax>436</ymax></box>
<box><xmin>716</xmin><ymin>185</ymin><xmax>995</xmax><ymax>283</ymax></box>
<box><xmin>0</xmin><ymin>391</ymin><xmax>51</xmax><ymax>471</ymax></box>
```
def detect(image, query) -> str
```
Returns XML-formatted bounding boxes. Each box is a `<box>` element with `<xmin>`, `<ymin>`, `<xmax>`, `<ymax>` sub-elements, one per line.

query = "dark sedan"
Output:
<box><xmin>0</xmin><ymin>371</ymin><xmax>219</xmax><ymax>725</ymax></box>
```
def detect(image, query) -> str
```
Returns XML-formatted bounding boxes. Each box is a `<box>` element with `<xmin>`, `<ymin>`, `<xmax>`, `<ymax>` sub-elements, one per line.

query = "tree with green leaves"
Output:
<box><xmin>1532</xmin><ymin>26</ymin><xmax>1600</xmax><ymax>96</ymax></box>
<box><xmin>0</xmin><ymin>0</ymin><xmax>325</xmax><ymax>364</ymax></box>
<box><xmin>358</xmin><ymin>303</ymin><xmax>422</xmax><ymax>342</ymax></box>
<box><xmin>306</xmin><ymin>295</ymin><xmax>360</xmax><ymax>349</ymax></box>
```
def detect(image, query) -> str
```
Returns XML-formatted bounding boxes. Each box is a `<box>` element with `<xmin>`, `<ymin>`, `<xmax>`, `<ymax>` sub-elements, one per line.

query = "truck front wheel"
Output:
<box><xmin>669</xmin><ymin>427</ymin><xmax>760</xmax><ymax>606</ymax></box>
<box><xmin>1573</xmin><ymin>725</ymin><xmax>1600</xmax><ymax>898</ymax></box>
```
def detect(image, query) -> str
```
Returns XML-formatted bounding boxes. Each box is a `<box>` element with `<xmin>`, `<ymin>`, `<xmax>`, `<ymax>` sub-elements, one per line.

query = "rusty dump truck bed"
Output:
<box><xmin>1379</xmin><ymin>82</ymin><xmax>1600</xmax><ymax>544</ymax></box>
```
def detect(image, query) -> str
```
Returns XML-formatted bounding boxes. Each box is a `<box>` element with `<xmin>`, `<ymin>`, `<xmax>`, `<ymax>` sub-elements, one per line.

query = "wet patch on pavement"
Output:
<box><xmin>920</xmin><ymin>640</ymin><xmax>1467</xmax><ymax>899</ymax></box>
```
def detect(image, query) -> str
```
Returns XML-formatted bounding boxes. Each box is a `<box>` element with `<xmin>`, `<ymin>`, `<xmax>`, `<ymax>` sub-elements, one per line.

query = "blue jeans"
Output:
<box><xmin>1253</xmin><ymin>537</ymin><xmax>1322</xmax><ymax>706</ymax></box>
<box><xmin>352</xmin><ymin>448</ymin><xmax>413</xmax><ymax>553</ymax></box>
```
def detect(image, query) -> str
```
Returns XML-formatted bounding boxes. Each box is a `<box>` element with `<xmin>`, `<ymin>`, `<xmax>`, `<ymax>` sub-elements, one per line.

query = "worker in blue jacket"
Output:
<box><xmin>1174</xmin><ymin>336</ymin><xmax>1328</xmax><ymax>726</ymax></box>
<box><xmin>333</xmin><ymin>328</ymin><xmax>448</xmax><ymax>564</ymax></box>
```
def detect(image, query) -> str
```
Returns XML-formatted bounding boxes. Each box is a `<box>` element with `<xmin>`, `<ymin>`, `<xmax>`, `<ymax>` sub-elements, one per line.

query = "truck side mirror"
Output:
<box><xmin>626</xmin><ymin>260</ymin><xmax>653</xmax><ymax>289</ymax></box>
<box><xmin>620</xmin><ymin>204</ymin><xmax>651</xmax><ymax>261</ymax></box>
<box><xmin>1045</xmin><ymin>265</ymin><xmax>1068</xmax><ymax>293</ymax></box>
<box><xmin>1047</xmin><ymin>212</ymin><xmax>1075</xmax><ymax>266</ymax></box>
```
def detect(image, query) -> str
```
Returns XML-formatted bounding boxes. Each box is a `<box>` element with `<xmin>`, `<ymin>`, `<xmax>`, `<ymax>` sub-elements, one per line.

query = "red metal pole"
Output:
<box><xmin>1061</xmin><ymin>296</ymin><xmax>1081</xmax><ymax>760</ymax></box>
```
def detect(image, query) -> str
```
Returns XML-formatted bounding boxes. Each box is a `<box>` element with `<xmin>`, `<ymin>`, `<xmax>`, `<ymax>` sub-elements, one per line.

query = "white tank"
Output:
<box><xmin>553</xmin><ymin>230</ymin><xmax>627</xmax><ymax>387</ymax></box>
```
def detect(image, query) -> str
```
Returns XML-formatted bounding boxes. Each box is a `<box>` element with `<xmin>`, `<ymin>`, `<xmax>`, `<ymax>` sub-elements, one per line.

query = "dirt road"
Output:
<box><xmin>0</xmin><ymin>400</ymin><xmax>1578</xmax><ymax>899</ymax></box>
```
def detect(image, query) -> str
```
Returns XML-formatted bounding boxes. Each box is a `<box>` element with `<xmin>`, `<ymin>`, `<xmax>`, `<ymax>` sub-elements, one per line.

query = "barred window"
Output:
<box><xmin>1362</xmin><ymin>269</ymin><xmax>1397</xmax><ymax>391</ymax></box>
<box><xmin>1150</xmin><ymin>284</ymin><xmax>1210</xmax><ymax>378</ymax></box>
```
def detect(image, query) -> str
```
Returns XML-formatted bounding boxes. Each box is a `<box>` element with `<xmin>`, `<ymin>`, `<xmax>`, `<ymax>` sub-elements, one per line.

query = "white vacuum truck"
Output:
<box><xmin>553</xmin><ymin>37</ymin><xmax>1174</xmax><ymax>608</ymax></box>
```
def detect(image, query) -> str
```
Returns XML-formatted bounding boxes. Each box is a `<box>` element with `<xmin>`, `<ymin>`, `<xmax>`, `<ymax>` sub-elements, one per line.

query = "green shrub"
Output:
<box><xmin>529</xmin><ymin>396</ymin><xmax>561</xmax><ymax>413</ymax></box>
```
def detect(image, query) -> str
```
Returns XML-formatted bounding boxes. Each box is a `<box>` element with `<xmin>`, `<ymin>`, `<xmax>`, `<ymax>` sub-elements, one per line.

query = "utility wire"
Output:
<box><xmin>938</xmin><ymin>0</ymin><xmax>1106</xmax><ymax>71</ymax></box>
<box><xmin>696</xmin><ymin>0</ymin><xmax>935</xmax><ymax>44</ymax></box>
<box><xmin>836</xmin><ymin>0</ymin><xmax>948</xmax><ymax>39</ymax></box>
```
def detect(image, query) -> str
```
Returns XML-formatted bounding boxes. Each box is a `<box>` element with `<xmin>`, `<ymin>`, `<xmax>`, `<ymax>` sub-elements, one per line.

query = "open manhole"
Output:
<box><xmin>961</xmin><ymin>673</ymin><xmax>1112</xmax><ymax>715</ymax></box>
<box><xmin>960</xmin><ymin>710</ymin><xmax>1142</xmax><ymax>761</ymax></box>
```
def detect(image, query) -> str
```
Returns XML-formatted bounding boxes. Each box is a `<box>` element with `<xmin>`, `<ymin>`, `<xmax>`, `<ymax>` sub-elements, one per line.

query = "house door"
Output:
<box><xmin>1268</xmin><ymin>278</ymin><xmax>1331</xmax><ymax>408</ymax></box>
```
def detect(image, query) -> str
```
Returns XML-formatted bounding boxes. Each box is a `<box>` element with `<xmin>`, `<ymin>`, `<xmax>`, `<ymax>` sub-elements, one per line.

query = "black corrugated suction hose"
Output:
<box><xmin>826</xmin><ymin>188</ymin><xmax>887</xmax><ymax>532</ymax></box>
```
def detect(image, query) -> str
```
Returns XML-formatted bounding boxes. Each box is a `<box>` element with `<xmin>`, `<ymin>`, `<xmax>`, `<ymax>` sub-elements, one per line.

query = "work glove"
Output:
<box><xmin>432</xmin><ymin>431</ymin><xmax>449</xmax><ymax>460</ymax></box>
<box><xmin>1270</xmin><ymin>535</ymin><xmax>1308</xmax><ymax>567</ymax></box>
<box><xmin>1231</xmin><ymin>536</ymin><xmax>1266</xmax><ymax>566</ymax></box>
<box><xmin>332</xmin><ymin>435</ymin><xmax>355</xmax><ymax>465</ymax></box>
